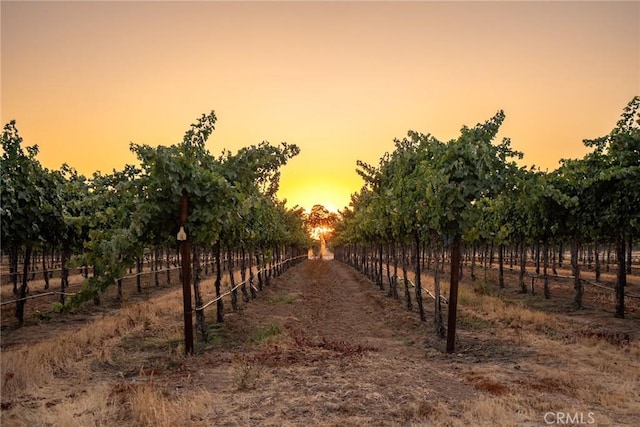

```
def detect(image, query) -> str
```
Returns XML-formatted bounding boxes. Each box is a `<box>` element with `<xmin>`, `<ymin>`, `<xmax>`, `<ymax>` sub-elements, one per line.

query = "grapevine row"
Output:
<box><xmin>332</xmin><ymin>97</ymin><xmax>640</xmax><ymax>352</ymax></box>
<box><xmin>1</xmin><ymin>111</ymin><xmax>312</xmax><ymax>329</ymax></box>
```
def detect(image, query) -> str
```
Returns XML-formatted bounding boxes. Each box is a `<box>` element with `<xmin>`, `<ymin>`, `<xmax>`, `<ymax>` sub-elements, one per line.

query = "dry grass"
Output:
<box><xmin>452</xmin><ymin>283</ymin><xmax>640</xmax><ymax>426</ymax></box>
<box><xmin>458</xmin><ymin>285</ymin><xmax>559</xmax><ymax>330</ymax></box>
<box><xmin>1</xmin><ymin>381</ymin><xmax>217</xmax><ymax>427</ymax></box>
<box><xmin>0</xmin><ymin>287</ymin><xmax>208</xmax><ymax>427</ymax></box>
<box><xmin>527</xmin><ymin>338</ymin><xmax>640</xmax><ymax>416</ymax></box>
<box><xmin>232</xmin><ymin>355</ymin><xmax>266</xmax><ymax>391</ymax></box>
<box><xmin>1</xmin><ymin>289</ymin><xmax>184</xmax><ymax>399</ymax></box>
<box><xmin>2</xmin><ymin>260</ymin><xmax>639</xmax><ymax>426</ymax></box>
<box><xmin>104</xmin><ymin>380</ymin><xmax>215</xmax><ymax>427</ymax></box>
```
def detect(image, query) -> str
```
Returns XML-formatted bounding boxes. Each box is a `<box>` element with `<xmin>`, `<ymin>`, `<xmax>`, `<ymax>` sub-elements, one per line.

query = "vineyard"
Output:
<box><xmin>331</xmin><ymin>97</ymin><xmax>640</xmax><ymax>351</ymax></box>
<box><xmin>1</xmin><ymin>98</ymin><xmax>639</xmax><ymax>425</ymax></box>
<box><xmin>1</xmin><ymin>111</ymin><xmax>310</xmax><ymax>330</ymax></box>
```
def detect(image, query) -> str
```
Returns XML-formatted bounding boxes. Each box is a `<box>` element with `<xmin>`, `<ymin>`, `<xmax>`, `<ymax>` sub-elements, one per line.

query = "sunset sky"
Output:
<box><xmin>2</xmin><ymin>1</ymin><xmax>638</xmax><ymax>213</ymax></box>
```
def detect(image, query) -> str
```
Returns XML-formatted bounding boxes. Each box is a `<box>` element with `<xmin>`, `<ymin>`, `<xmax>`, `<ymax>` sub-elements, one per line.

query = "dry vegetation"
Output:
<box><xmin>1</xmin><ymin>259</ymin><xmax>640</xmax><ymax>426</ymax></box>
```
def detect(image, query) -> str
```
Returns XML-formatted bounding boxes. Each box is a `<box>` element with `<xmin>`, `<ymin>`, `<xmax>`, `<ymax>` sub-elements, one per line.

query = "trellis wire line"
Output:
<box><xmin>195</xmin><ymin>255</ymin><xmax>307</xmax><ymax>312</ymax></box>
<box><xmin>0</xmin><ymin>291</ymin><xmax>77</xmax><ymax>306</ymax></box>
<box><xmin>380</xmin><ymin>262</ymin><xmax>640</xmax><ymax>300</ymax></box>
<box><xmin>524</xmin><ymin>271</ymin><xmax>640</xmax><ymax>299</ymax></box>
<box><xmin>396</xmin><ymin>277</ymin><xmax>449</xmax><ymax>304</ymax></box>
<box><xmin>1</xmin><ymin>255</ymin><xmax>306</xmax><ymax>306</ymax></box>
<box><xmin>1</xmin><ymin>256</ymin><xmax>235</xmax><ymax>282</ymax></box>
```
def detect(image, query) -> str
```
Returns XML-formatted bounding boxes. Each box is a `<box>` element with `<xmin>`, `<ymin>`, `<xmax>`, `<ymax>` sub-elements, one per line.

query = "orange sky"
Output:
<box><xmin>2</xmin><ymin>1</ymin><xmax>638</xmax><ymax>213</ymax></box>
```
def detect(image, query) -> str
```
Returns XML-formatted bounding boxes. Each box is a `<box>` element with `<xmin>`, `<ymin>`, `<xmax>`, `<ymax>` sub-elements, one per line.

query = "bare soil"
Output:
<box><xmin>189</xmin><ymin>259</ymin><xmax>478</xmax><ymax>426</ymax></box>
<box><xmin>1</xmin><ymin>259</ymin><xmax>640</xmax><ymax>426</ymax></box>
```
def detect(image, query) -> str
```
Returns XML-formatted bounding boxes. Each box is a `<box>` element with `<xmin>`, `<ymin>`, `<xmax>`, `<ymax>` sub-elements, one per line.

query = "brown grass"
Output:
<box><xmin>1</xmin><ymin>290</ymin><xmax>184</xmax><ymax>398</ymax></box>
<box><xmin>2</xmin><ymin>260</ymin><xmax>639</xmax><ymax>426</ymax></box>
<box><xmin>465</xmin><ymin>374</ymin><xmax>509</xmax><ymax>396</ymax></box>
<box><xmin>453</xmin><ymin>281</ymin><xmax>640</xmax><ymax>426</ymax></box>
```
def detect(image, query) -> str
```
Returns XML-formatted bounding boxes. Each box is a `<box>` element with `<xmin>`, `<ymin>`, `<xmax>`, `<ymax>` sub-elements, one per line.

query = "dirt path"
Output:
<box><xmin>184</xmin><ymin>259</ymin><xmax>476</xmax><ymax>426</ymax></box>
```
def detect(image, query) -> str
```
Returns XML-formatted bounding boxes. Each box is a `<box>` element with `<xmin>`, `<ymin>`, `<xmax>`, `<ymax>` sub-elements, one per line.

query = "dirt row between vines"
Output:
<box><xmin>2</xmin><ymin>259</ymin><xmax>640</xmax><ymax>426</ymax></box>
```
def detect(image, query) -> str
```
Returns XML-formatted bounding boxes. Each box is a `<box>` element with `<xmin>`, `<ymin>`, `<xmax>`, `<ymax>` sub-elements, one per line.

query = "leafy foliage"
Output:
<box><xmin>333</xmin><ymin>96</ymin><xmax>640</xmax><ymax>331</ymax></box>
<box><xmin>1</xmin><ymin>111</ymin><xmax>309</xmax><ymax>320</ymax></box>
